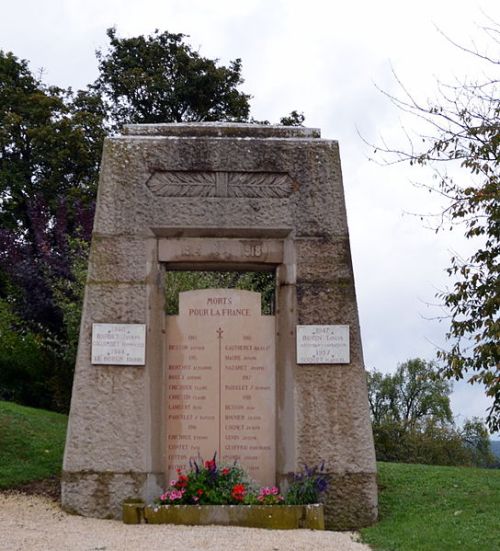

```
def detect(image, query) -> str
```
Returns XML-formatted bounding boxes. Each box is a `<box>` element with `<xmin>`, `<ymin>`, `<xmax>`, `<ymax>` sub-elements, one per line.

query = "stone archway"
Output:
<box><xmin>62</xmin><ymin>123</ymin><xmax>377</xmax><ymax>530</ymax></box>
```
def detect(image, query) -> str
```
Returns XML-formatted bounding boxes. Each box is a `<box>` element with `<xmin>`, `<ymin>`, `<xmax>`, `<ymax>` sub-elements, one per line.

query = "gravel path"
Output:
<box><xmin>0</xmin><ymin>492</ymin><xmax>372</xmax><ymax>551</ymax></box>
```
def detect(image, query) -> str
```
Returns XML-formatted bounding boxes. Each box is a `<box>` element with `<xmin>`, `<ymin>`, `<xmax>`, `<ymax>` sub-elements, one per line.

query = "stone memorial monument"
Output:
<box><xmin>62</xmin><ymin>123</ymin><xmax>378</xmax><ymax>529</ymax></box>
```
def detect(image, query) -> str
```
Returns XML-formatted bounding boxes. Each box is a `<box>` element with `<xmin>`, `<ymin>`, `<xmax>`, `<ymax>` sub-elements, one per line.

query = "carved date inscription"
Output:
<box><xmin>158</xmin><ymin>238</ymin><xmax>284</xmax><ymax>264</ymax></box>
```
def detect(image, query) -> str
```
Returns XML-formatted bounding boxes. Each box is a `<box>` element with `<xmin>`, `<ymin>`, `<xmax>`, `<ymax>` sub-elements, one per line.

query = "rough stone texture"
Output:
<box><xmin>61</xmin><ymin>472</ymin><xmax>151</xmax><ymax>519</ymax></box>
<box><xmin>323</xmin><ymin>473</ymin><xmax>379</xmax><ymax>531</ymax></box>
<box><xmin>122</xmin><ymin>122</ymin><xmax>321</xmax><ymax>139</ymax></box>
<box><xmin>63</xmin><ymin>123</ymin><xmax>377</xmax><ymax>529</ymax></box>
<box><xmin>91</xmin><ymin>137</ymin><xmax>345</xmax><ymax>239</ymax></box>
<box><xmin>88</xmin><ymin>236</ymin><xmax>157</xmax><ymax>283</ymax></box>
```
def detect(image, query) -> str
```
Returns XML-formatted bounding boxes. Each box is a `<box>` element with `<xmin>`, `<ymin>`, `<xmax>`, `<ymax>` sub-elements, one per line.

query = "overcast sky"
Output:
<box><xmin>1</xmin><ymin>0</ymin><xmax>498</xmax><ymax>431</ymax></box>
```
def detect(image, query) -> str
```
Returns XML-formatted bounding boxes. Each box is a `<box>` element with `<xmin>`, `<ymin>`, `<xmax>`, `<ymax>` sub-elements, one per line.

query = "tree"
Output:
<box><xmin>367</xmin><ymin>359</ymin><xmax>494</xmax><ymax>466</ymax></box>
<box><xmin>460</xmin><ymin>417</ymin><xmax>496</xmax><ymax>467</ymax></box>
<box><xmin>367</xmin><ymin>359</ymin><xmax>453</xmax><ymax>429</ymax></box>
<box><xmin>0</xmin><ymin>51</ymin><xmax>106</xmax><ymax>411</ymax></box>
<box><xmin>0</xmin><ymin>51</ymin><xmax>105</xmax><ymax>328</ymax></box>
<box><xmin>95</xmin><ymin>28</ymin><xmax>251</xmax><ymax>127</ymax></box>
<box><xmin>371</xmin><ymin>24</ymin><xmax>500</xmax><ymax>431</ymax></box>
<box><xmin>279</xmin><ymin>110</ymin><xmax>305</xmax><ymax>126</ymax></box>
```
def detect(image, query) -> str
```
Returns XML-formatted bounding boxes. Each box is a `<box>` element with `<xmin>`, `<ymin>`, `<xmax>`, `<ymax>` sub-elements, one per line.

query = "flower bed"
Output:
<box><xmin>123</xmin><ymin>455</ymin><xmax>327</xmax><ymax>529</ymax></box>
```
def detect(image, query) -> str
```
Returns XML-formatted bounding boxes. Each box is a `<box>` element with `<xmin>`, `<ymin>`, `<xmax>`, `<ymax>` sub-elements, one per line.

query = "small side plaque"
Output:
<box><xmin>91</xmin><ymin>323</ymin><xmax>146</xmax><ymax>365</ymax></box>
<box><xmin>296</xmin><ymin>325</ymin><xmax>349</xmax><ymax>364</ymax></box>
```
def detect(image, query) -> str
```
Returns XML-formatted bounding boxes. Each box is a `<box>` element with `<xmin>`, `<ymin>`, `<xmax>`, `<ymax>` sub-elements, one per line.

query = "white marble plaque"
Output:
<box><xmin>296</xmin><ymin>325</ymin><xmax>349</xmax><ymax>364</ymax></box>
<box><xmin>91</xmin><ymin>323</ymin><xmax>146</xmax><ymax>365</ymax></box>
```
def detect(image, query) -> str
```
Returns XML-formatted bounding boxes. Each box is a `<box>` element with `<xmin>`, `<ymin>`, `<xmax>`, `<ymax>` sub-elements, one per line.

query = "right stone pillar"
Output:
<box><xmin>288</xmin><ymin>136</ymin><xmax>378</xmax><ymax>529</ymax></box>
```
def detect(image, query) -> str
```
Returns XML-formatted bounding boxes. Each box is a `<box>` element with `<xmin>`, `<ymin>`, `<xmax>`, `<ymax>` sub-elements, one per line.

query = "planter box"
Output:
<box><xmin>123</xmin><ymin>500</ymin><xmax>324</xmax><ymax>530</ymax></box>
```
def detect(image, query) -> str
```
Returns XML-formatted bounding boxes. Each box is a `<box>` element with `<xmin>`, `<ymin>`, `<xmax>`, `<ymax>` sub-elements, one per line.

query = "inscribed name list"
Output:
<box><xmin>296</xmin><ymin>325</ymin><xmax>350</xmax><ymax>364</ymax></box>
<box><xmin>91</xmin><ymin>323</ymin><xmax>146</xmax><ymax>365</ymax></box>
<box><xmin>165</xmin><ymin>289</ymin><xmax>275</xmax><ymax>486</ymax></box>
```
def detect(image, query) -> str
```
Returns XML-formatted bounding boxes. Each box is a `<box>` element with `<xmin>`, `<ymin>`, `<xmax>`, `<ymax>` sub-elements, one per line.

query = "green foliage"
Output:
<box><xmin>0</xmin><ymin>300</ymin><xmax>53</xmax><ymax>409</ymax></box>
<box><xmin>96</xmin><ymin>27</ymin><xmax>251</xmax><ymax>127</ymax></box>
<box><xmin>361</xmin><ymin>462</ymin><xmax>500</xmax><ymax>551</ymax></box>
<box><xmin>0</xmin><ymin>237</ymin><xmax>89</xmax><ymax>412</ymax></box>
<box><xmin>279</xmin><ymin>110</ymin><xmax>305</xmax><ymax>126</ymax></box>
<box><xmin>0</xmin><ymin>50</ymin><xmax>105</xmax><ymax>233</ymax></box>
<box><xmin>373</xmin><ymin>25</ymin><xmax>499</xmax><ymax>431</ymax></box>
<box><xmin>460</xmin><ymin>417</ymin><xmax>496</xmax><ymax>468</ymax></box>
<box><xmin>0</xmin><ymin>401</ymin><xmax>67</xmax><ymax>488</ymax></box>
<box><xmin>367</xmin><ymin>359</ymin><xmax>494</xmax><ymax>467</ymax></box>
<box><xmin>48</xmin><ymin>237</ymin><xmax>89</xmax><ymax>368</ymax></box>
<box><xmin>367</xmin><ymin>359</ymin><xmax>453</xmax><ymax>428</ymax></box>
<box><xmin>0</xmin><ymin>48</ymin><xmax>103</xmax><ymax>364</ymax></box>
<box><xmin>165</xmin><ymin>271</ymin><xmax>275</xmax><ymax>315</ymax></box>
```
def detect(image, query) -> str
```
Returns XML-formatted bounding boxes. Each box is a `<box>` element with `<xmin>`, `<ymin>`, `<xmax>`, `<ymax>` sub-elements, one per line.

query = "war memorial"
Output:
<box><xmin>62</xmin><ymin>123</ymin><xmax>378</xmax><ymax>530</ymax></box>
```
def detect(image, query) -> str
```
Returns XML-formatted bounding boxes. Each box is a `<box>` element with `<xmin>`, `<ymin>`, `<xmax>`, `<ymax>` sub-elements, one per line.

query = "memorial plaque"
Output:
<box><xmin>296</xmin><ymin>325</ymin><xmax>350</xmax><ymax>364</ymax></box>
<box><xmin>91</xmin><ymin>323</ymin><xmax>146</xmax><ymax>365</ymax></box>
<box><xmin>165</xmin><ymin>289</ymin><xmax>275</xmax><ymax>486</ymax></box>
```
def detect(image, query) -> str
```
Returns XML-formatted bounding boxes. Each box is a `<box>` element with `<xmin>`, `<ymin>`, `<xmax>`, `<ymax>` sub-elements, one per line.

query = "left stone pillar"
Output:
<box><xmin>62</xmin><ymin>137</ymin><xmax>165</xmax><ymax>518</ymax></box>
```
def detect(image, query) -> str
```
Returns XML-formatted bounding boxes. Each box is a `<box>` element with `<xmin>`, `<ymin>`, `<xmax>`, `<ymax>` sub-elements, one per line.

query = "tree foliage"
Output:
<box><xmin>0</xmin><ymin>50</ymin><xmax>105</xmax><ymax>332</ymax></box>
<box><xmin>367</xmin><ymin>359</ymin><xmax>453</xmax><ymax>429</ymax></box>
<box><xmin>95</xmin><ymin>28</ymin><xmax>251</xmax><ymax>127</ymax></box>
<box><xmin>367</xmin><ymin>359</ymin><xmax>495</xmax><ymax>467</ymax></box>
<box><xmin>372</xmin><ymin>25</ymin><xmax>500</xmax><ymax>431</ymax></box>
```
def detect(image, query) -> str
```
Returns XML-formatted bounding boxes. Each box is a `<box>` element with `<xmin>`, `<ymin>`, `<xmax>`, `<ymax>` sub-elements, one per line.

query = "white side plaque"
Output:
<box><xmin>296</xmin><ymin>325</ymin><xmax>349</xmax><ymax>364</ymax></box>
<box><xmin>91</xmin><ymin>323</ymin><xmax>146</xmax><ymax>365</ymax></box>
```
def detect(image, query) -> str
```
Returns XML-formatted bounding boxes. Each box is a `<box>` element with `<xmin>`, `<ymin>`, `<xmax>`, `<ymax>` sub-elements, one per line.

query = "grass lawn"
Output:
<box><xmin>0</xmin><ymin>400</ymin><xmax>67</xmax><ymax>488</ymax></box>
<box><xmin>361</xmin><ymin>461</ymin><xmax>500</xmax><ymax>551</ymax></box>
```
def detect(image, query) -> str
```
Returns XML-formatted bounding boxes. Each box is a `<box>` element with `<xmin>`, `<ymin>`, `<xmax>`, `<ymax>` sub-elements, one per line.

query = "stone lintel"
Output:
<box><xmin>158</xmin><ymin>237</ymin><xmax>284</xmax><ymax>265</ymax></box>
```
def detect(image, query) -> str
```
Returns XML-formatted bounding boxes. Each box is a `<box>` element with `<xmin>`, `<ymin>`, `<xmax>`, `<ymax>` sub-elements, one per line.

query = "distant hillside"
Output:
<box><xmin>491</xmin><ymin>440</ymin><xmax>500</xmax><ymax>459</ymax></box>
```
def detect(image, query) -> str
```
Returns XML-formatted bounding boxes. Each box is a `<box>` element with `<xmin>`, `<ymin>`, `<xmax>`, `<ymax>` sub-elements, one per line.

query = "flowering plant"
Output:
<box><xmin>156</xmin><ymin>454</ymin><xmax>255</xmax><ymax>505</ymax></box>
<box><xmin>285</xmin><ymin>461</ymin><xmax>328</xmax><ymax>505</ymax></box>
<box><xmin>256</xmin><ymin>486</ymin><xmax>284</xmax><ymax>505</ymax></box>
<box><xmin>155</xmin><ymin>454</ymin><xmax>325</xmax><ymax>506</ymax></box>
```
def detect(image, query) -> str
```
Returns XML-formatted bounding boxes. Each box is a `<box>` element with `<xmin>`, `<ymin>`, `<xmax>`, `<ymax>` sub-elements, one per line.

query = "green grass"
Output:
<box><xmin>0</xmin><ymin>400</ymin><xmax>67</xmax><ymax>487</ymax></box>
<box><xmin>361</xmin><ymin>462</ymin><xmax>500</xmax><ymax>551</ymax></box>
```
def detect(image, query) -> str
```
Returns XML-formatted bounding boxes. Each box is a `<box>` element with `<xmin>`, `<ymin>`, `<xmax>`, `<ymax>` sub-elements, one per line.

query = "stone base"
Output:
<box><xmin>61</xmin><ymin>471</ymin><xmax>162</xmax><ymax>519</ymax></box>
<box><xmin>324</xmin><ymin>472</ymin><xmax>378</xmax><ymax>530</ymax></box>
<box><xmin>124</xmin><ymin>502</ymin><xmax>324</xmax><ymax>530</ymax></box>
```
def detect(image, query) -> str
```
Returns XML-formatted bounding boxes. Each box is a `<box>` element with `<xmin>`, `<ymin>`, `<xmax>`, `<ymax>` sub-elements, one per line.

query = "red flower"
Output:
<box><xmin>204</xmin><ymin>459</ymin><xmax>216</xmax><ymax>471</ymax></box>
<box><xmin>231</xmin><ymin>483</ymin><xmax>246</xmax><ymax>501</ymax></box>
<box><xmin>176</xmin><ymin>474</ymin><xmax>188</xmax><ymax>489</ymax></box>
<box><xmin>197</xmin><ymin>489</ymin><xmax>204</xmax><ymax>496</ymax></box>
<box><xmin>222</xmin><ymin>468</ymin><xmax>230</xmax><ymax>476</ymax></box>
